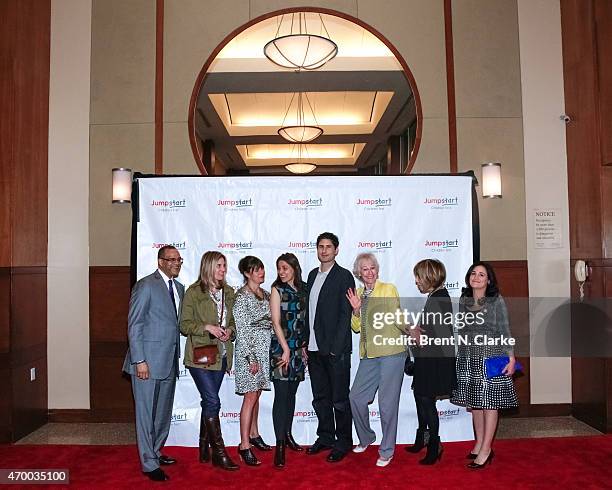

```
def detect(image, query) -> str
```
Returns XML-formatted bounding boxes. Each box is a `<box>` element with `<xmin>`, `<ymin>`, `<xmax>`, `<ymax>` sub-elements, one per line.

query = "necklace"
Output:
<box><xmin>247</xmin><ymin>284</ymin><xmax>263</xmax><ymax>300</ymax></box>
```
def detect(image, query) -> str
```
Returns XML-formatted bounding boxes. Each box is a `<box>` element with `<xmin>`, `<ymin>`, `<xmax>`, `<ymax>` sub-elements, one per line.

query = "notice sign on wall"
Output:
<box><xmin>534</xmin><ymin>208</ymin><xmax>562</xmax><ymax>249</ymax></box>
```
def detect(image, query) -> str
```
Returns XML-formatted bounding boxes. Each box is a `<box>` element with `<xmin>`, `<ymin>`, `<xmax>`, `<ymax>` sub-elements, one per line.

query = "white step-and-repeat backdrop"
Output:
<box><xmin>135</xmin><ymin>175</ymin><xmax>475</xmax><ymax>446</ymax></box>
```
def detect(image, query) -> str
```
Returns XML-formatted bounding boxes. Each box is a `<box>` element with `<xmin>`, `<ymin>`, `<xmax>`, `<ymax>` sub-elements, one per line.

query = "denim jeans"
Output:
<box><xmin>188</xmin><ymin>357</ymin><xmax>227</xmax><ymax>417</ymax></box>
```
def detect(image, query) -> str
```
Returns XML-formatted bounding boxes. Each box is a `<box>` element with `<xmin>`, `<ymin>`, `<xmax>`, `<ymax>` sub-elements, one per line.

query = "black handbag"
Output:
<box><xmin>404</xmin><ymin>344</ymin><xmax>415</xmax><ymax>375</ymax></box>
<box><xmin>404</xmin><ymin>357</ymin><xmax>415</xmax><ymax>376</ymax></box>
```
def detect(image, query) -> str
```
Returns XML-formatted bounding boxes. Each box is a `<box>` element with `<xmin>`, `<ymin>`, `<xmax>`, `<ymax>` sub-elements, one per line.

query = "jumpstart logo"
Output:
<box><xmin>171</xmin><ymin>411</ymin><xmax>188</xmax><ymax>424</ymax></box>
<box><xmin>217</xmin><ymin>241</ymin><xmax>253</xmax><ymax>251</ymax></box>
<box><xmin>356</xmin><ymin>197</ymin><xmax>392</xmax><ymax>211</ymax></box>
<box><xmin>438</xmin><ymin>407</ymin><xmax>461</xmax><ymax>419</ymax></box>
<box><xmin>288</xmin><ymin>197</ymin><xmax>323</xmax><ymax>210</ymax></box>
<box><xmin>425</xmin><ymin>238</ymin><xmax>459</xmax><ymax>252</ymax></box>
<box><xmin>294</xmin><ymin>410</ymin><xmax>318</xmax><ymax>422</ymax></box>
<box><xmin>357</xmin><ymin>239</ymin><xmax>392</xmax><ymax>250</ymax></box>
<box><xmin>423</xmin><ymin>196</ymin><xmax>459</xmax><ymax>210</ymax></box>
<box><xmin>220</xmin><ymin>411</ymin><xmax>241</xmax><ymax>423</ymax></box>
<box><xmin>217</xmin><ymin>198</ymin><xmax>253</xmax><ymax>210</ymax></box>
<box><xmin>151</xmin><ymin>198</ymin><xmax>187</xmax><ymax>212</ymax></box>
<box><xmin>288</xmin><ymin>240</ymin><xmax>317</xmax><ymax>252</ymax></box>
<box><xmin>369</xmin><ymin>409</ymin><xmax>381</xmax><ymax>421</ymax></box>
<box><xmin>152</xmin><ymin>241</ymin><xmax>186</xmax><ymax>250</ymax></box>
<box><xmin>444</xmin><ymin>280</ymin><xmax>460</xmax><ymax>291</ymax></box>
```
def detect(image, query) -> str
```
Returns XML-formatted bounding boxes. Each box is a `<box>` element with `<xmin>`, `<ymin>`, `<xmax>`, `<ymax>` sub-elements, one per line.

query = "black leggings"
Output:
<box><xmin>414</xmin><ymin>394</ymin><xmax>439</xmax><ymax>439</ymax></box>
<box><xmin>272</xmin><ymin>379</ymin><xmax>300</xmax><ymax>441</ymax></box>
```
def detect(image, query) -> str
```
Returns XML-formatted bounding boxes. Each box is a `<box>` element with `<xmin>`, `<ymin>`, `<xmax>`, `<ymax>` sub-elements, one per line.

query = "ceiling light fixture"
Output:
<box><xmin>285</xmin><ymin>162</ymin><xmax>317</xmax><ymax>174</ymax></box>
<box><xmin>278</xmin><ymin>92</ymin><xmax>323</xmax><ymax>143</ymax></box>
<box><xmin>285</xmin><ymin>144</ymin><xmax>317</xmax><ymax>174</ymax></box>
<box><xmin>263</xmin><ymin>12</ymin><xmax>338</xmax><ymax>71</ymax></box>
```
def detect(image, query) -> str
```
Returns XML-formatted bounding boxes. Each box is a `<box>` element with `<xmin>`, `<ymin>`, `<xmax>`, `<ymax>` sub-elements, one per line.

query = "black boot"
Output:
<box><xmin>285</xmin><ymin>432</ymin><xmax>303</xmax><ymax>452</ymax></box>
<box><xmin>249</xmin><ymin>435</ymin><xmax>272</xmax><ymax>451</ymax></box>
<box><xmin>419</xmin><ymin>435</ymin><xmax>443</xmax><ymax>465</ymax></box>
<box><xmin>274</xmin><ymin>440</ymin><xmax>286</xmax><ymax>468</ymax></box>
<box><xmin>205</xmin><ymin>416</ymin><xmax>239</xmax><ymax>471</ymax></box>
<box><xmin>405</xmin><ymin>428</ymin><xmax>429</xmax><ymax>453</ymax></box>
<box><xmin>238</xmin><ymin>447</ymin><xmax>261</xmax><ymax>466</ymax></box>
<box><xmin>199</xmin><ymin>412</ymin><xmax>210</xmax><ymax>463</ymax></box>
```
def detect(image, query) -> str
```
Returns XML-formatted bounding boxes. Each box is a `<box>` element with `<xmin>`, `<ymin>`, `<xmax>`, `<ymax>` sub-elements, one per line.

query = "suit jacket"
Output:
<box><xmin>307</xmin><ymin>262</ymin><xmax>355</xmax><ymax>355</ymax></box>
<box><xmin>123</xmin><ymin>270</ymin><xmax>185</xmax><ymax>380</ymax></box>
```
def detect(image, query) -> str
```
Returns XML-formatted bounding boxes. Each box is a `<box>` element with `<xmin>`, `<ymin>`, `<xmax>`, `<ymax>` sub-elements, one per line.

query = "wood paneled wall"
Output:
<box><xmin>0</xmin><ymin>0</ymin><xmax>50</xmax><ymax>442</ymax></box>
<box><xmin>561</xmin><ymin>0</ymin><xmax>612</xmax><ymax>433</ymax></box>
<box><xmin>88</xmin><ymin>267</ymin><xmax>134</xmax><ymax>422</ymax></box>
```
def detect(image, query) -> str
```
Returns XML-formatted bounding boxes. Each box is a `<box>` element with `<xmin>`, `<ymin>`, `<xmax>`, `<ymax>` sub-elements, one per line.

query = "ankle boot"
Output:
<box><xmin>285</xmin><ymin>432</ymin><xmax>303</xmax><ymax>452</ymax></box>
<box><xmin>274</xmin><ymin>440</ymin><xmax>286</xmax><ymax>467</ymax></box>
<box><xmin>205</xmin><ymin>416</ymin><xmax>239</xmax><ymax>471</ymax></box>
<box><xmin>405</xmin><ymin>428</ymin><xmax>429</xmax><ymax>453</ymax></box>
<box><xmin>238</xmin><ymin>446</ymin><xmax>261</xmax><ymax>466</ymax></box>
<box><xmin>198</xmin><ymin>412</ymin><xmax>210</xmax><ymax>463</ymax></box>
<box><xmin>419</xmin><ymin>435</ymin><xmax>443</xmax><ymax>465</ymax></box>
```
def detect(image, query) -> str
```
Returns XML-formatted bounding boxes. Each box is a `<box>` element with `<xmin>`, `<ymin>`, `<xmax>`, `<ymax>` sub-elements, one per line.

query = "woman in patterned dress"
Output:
<box><xmin>233</xmin><ymin>256</ymin><xmax>288</xmax><ymax>466</ymax></box>
<box><xmin>451</xmin><ymin>262</ymin><xmax>518</xmax><ymax>469</ymax></box>
<box><xmin>269</xmin><ymin>253</ymin><xmax>307</xmax><ymax>467</ymax></box>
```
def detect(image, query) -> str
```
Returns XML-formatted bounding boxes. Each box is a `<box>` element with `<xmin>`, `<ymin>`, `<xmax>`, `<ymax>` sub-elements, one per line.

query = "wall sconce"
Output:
<box><xmin>112</xmin><ymin>167</ymin><xmax>132</xmax><ymax>203</ymax></box>
<box><xmin>481</xmin><ymin>162</ymin><xmax>502</xmax><ymax>199</ymax></box>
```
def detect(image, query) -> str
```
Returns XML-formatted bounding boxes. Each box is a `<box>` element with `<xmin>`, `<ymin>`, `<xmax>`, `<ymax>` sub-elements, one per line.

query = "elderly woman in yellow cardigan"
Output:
<box><xmin>346</xmin><ymin>252</ymin><xmax>407</xmax><ymax>468</ymax></box>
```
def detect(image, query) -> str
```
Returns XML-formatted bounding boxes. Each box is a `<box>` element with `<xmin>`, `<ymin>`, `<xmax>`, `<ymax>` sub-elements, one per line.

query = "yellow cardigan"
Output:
<box><xmin>351</xmin><ymin>280</ymin><xmax>406</xmax><ymax>359</ymax></box>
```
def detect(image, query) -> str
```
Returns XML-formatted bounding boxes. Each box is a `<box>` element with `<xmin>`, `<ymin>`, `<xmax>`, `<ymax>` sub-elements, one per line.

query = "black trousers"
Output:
<box><xmin>308</xmin><ymin>351</ymin><xmax>352</xmax><ymax>453</ymax></box>
<box><xmin>272</xmin><ymin>379</ymin><xmax>300</xmax><ymax>441</ymax></box>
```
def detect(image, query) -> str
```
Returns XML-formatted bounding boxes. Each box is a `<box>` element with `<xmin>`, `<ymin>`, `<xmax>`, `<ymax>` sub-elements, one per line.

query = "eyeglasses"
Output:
<box><xmin>160</xmin><ymin>257</ymin><xmax>183</xmax><ymax>264</ymax></box>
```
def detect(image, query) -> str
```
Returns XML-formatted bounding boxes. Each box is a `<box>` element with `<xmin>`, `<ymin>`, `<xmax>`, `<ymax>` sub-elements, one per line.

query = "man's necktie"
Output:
<box><xmin>168</xmin><ymin>279</ymin><xmax>177</xmax><ymax>316</ymax></box>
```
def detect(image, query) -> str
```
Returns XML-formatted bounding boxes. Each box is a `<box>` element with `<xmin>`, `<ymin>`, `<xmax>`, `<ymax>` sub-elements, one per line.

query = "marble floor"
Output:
<box><xmin>16</xmin><ymin>416</ymin><xmax>602</xmax><ymax>445</ymax></box>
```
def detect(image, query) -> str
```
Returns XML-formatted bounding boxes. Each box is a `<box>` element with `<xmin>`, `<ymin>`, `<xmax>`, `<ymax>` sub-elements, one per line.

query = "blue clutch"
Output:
<box><xmin>484</xmin><ymin>356</ymin><xmax>522</xmax><ymax>378</ymax></box>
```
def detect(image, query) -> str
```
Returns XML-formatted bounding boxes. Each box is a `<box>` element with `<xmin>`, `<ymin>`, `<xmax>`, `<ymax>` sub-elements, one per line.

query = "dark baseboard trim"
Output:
<box><xmin>48</xmin><ymin>409</ymin><xmax>134</xmax><ymax>423</ymax></box>
<box><xmin>502</xmin><ymin>403</ymin><xmax>572</xmax><ymax>418</ymax></box>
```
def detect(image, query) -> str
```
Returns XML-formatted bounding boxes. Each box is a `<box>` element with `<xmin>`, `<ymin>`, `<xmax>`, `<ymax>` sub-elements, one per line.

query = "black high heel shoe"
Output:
<box><xmin>238</xmin><ymin>447</ymin><xmax>261</xmax><ymax>466</ymax></box>
<box><xmin>285</xmin><ymin>432</ymin><xmax>304</xmax><ymax>452</ymax></box>
<box><xmin>249</xmin><ymin>436</ymin><xmax>272</xmax><ymax>451</ymax></box>
<box><xmin>467</xmin><ymin>450</ymin><xmax>494</xmax><ymax>469</ymax></box>
<box><xmin>466</xmin><ymin>452</ymin><xmax>478</xmax><ymax>459</ymax></box>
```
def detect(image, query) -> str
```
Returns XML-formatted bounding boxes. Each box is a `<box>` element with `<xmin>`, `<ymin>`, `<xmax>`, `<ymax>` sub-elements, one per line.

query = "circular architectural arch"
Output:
<box><xmin>188</xmin><ymin>7</ymin><xmax>423</xmax><ymax>176</ymax></box>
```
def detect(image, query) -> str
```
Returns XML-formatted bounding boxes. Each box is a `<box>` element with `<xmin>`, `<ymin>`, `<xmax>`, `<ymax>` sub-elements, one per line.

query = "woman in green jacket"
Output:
<box><xmin>347</xmin><ymin>252</ymin><xmax>407</xmax><ymax>468</ymax></box>
<box><xmin>180</xmin><ymin>251</ymin><xmax>238</xmax><ymax>471</ymax></box>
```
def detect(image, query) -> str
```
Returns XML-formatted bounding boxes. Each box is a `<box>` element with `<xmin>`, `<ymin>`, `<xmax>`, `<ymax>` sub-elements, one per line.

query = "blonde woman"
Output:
<box><xmin>407</xmin><ymin>259</ymin><xmax>456</xmax><ymax>465</ymax></box>
<box><xmin>346</xmin><ymin>253</ymin><xmax>406</xmax><ymax>468</ymax></box>
<box><xmin>180</xmin><ymin>251</ymin><xmax>238</xmax><ymax>471</ymax></box>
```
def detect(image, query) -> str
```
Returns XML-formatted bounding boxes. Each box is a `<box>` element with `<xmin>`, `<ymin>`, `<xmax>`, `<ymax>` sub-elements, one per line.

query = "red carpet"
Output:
<box><xmin>1</xmin><ymin>436</ymin><xmax>611</xmax><ymax>489</ymax></box>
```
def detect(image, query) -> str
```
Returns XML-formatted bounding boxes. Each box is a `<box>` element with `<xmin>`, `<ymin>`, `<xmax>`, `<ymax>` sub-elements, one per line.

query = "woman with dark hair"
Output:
<box><xmin>451</xmin><ymin>261</ymin><xmax>518</xmax><ymax>469</ymax></box>
<box><xmin>406</xmin><ymin>259</ymin><xmax>456</xmax><ymax>465</ymax></box>
<box><xmin>233</xmin><ymin>256</ymin><xmax>281</xmax><ymax>466</ymax></box>
<box><xmin>269</xmin><ymin>253</ymin><xmax>307</xmax><ymax>467</ymax></box>
<box><xmin>180</xmin><ymin>251</ymin><xmax>238</xmax><ymax>470</ymax></box>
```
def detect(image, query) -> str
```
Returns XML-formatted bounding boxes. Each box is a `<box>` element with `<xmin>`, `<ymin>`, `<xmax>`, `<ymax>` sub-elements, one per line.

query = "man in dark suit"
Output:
<box><xmin>123</xmin><ymin>245</ymin><xmax>185</xmax><ymax>482</ymax></box>
<box><xmin>306</xmin><ymin>232</ymin><xmax>356</xmax><ymax>462</ymax></box>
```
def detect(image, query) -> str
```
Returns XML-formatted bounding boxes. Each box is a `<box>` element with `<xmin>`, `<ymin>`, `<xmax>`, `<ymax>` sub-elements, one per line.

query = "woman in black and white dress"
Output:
<box><xmin>451</xmin><ymin>261</ymin><xmax>518</xmax><ymax>469</ymax></box>
<box><xmin>233</xmin><ymin>255</ymin><xmax>289</xmax><ymax>467</ymax></box>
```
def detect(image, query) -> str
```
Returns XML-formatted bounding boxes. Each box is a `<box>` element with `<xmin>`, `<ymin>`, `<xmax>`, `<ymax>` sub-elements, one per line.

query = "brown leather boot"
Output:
<box><xmin>199</xmin><ymin>411</ymin><xmax>210</xmax><ymax>463</ymax></box>
<box><xmin>205</xmin><ymin>416</ymin><xmax>239</xmax><ymax>471</ymax></box>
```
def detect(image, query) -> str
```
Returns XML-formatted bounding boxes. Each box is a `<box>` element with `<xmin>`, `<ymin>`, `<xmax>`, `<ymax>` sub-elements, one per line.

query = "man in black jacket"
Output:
<box><xmin>306</xmin><ymin>232</ymin><xmax>356</xmax><ymax>462</ymax></box>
